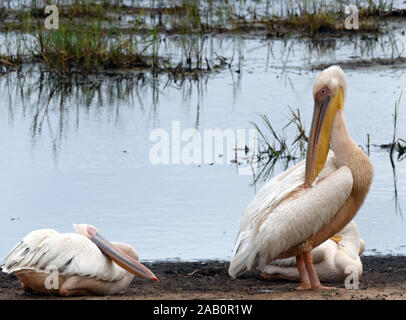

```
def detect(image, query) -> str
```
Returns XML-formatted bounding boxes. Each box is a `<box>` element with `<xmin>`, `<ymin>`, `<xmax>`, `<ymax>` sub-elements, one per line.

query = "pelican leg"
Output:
<box><xmin>303</xmin><ymin>251</ymin><xmax>335</xmax><ymax>290</ymax></box>
<box><xmin>60</xmin><ymin>288</ymin><xmax>90</xmax><ymax>296</ymax></box>
<box><xmin>21</xmin><ymin>282</ymin><xmax>33</xmax><ymax>293</ymax></box>
<box><xmin>59</xmin><ymin>276</ymin><xmax>91</xmax><ymax>296</ymax></box>
<box><xmin>295</xmin><ymin>254</ymin><xmax>311</xmax><ymax>290</ymax></box>
<box><xmin>261</xmin><ymin>272</ymin><xmax>297</xmax><ymax>281</ymax></box>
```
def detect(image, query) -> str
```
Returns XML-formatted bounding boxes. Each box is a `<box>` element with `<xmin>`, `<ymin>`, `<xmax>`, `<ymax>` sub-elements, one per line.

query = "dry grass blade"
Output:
<box><xmin>250</xmin><ymin>109</ymin><xmax>308</xmax><ymax>184</ymax></box>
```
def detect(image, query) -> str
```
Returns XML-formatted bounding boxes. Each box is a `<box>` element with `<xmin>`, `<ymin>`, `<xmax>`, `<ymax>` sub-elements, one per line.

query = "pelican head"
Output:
<box><xmin>305</xmin><ymin>65</ymin><xmax>347</xmax><ymax>187</ymax></box>
<box><xmin>73</xmin><ymin>224</ymin><xmax>159</xmax><ymax>282</ymax></box>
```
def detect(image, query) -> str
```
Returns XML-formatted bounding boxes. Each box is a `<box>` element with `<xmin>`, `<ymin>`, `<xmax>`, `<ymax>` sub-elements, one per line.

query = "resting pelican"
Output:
<box><xmin>229</xmin><ymin>66</ymin><xmax>373</xmax><ymax>290</ymax></box>
<box><xmin>2</xmin><ymin>224</ymin><xmax>158</xmax><ymax>296</ymax></box>
<box><xmin>259</xmin><ymin>221</ymin><xmax>365</xmax><ymax>282</ymax></box>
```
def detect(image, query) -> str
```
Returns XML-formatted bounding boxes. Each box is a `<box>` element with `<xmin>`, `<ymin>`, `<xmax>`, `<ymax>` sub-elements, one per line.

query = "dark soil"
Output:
<box><xmin>1</xmin><ymin>256</ymin><xmax>405</xmax><ymax>300</ymax></box>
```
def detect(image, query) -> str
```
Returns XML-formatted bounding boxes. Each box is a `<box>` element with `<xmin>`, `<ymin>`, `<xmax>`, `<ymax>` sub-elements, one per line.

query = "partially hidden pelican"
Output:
<box><xmin>259</xmin><ymin>221</ymin><xmax>365</xmax><ymax>283</ymax></box>
<box><xmin>1</xmin><ymin>224</ymin><xmax>158</xmax><ymax>296</ymax></box>
<box><xmin>229</xmin><ymin>65</ymin><xmax>373</xmax><ymax>290</ymax></box>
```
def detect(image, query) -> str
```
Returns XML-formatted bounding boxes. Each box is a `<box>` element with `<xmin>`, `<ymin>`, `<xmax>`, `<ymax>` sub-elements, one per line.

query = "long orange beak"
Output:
<box><xmin>304</xmin><ymin>87</ymin><xmax>344</xmax><ymax>187</ymax></box>
<box><xmin>304</xmin><ymin>96</ymin><xmax>331</xmax><ymax>187</ymax></box>
<box><xmin>89</xmin><ymin>230</ymin><xmax>159</xmax><ymax>282</ymax></box>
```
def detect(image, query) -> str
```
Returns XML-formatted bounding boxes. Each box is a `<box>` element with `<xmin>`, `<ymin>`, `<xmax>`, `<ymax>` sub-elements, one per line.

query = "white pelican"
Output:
<box><xmin>1</xmin><ymin>224</ymin><xmax>158</xmax><ymax>296</ymax></box>
<box><xmin>259</xmin><ymin>221</ymin><xmax>365</xmax><ymax>282</ymax></box>
<box><xmin>229</xmin><ymin>65</ymin><xmax>373</xmax><ymax>290</ymax></box>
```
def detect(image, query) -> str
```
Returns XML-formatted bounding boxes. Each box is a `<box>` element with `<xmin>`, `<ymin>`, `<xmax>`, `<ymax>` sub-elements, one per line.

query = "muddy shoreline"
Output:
<box><xmin>0</xmin><ymin>256</ymin><xmax>405</xmax><ymax>300</ymax></box>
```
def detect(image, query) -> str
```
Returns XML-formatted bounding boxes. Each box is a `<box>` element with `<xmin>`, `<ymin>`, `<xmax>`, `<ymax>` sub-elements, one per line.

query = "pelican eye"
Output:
<box><xmin>316</xmin><ymin>87</ymin><xmax>330</xmax><ymax>101</ymax></box>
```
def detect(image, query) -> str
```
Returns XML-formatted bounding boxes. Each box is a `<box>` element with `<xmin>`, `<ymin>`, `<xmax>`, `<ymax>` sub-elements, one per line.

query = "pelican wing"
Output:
<box><xmin>2</xmin><ymin>229</ymin><xmax>127</xmax><ymax>282</ymax></box>
<box><xmin>229</xmin><ymin>152</ymin><xmax>353</xmax><ymax>277</ymax></box>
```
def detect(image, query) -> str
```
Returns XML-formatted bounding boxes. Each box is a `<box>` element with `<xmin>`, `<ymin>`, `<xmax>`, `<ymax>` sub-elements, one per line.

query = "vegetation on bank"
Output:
<box><xmin>1</xmin><ymin>0</ymin><xmax>402</xmax><ymax>34</ymax></box>
<box><xmin>0</xmin><ymin>0</ymin><xmax>404</xmax><ymax>77</ymax></box>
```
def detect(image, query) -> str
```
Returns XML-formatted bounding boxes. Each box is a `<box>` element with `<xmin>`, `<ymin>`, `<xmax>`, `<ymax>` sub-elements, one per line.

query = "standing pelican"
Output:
<box><xmin>229</xmin><ymin>66</ymin><xmax>373</xmax><ymax>290</ymax></box>
<box><xmin>259</xmin><ymin>221</ymin><xmax>365</xmax><ymax>282</ymax></box>
<box><xmin>2</xmin><ymin>224</ymin><xmax>158</xmax><ymax>296</ymax></box>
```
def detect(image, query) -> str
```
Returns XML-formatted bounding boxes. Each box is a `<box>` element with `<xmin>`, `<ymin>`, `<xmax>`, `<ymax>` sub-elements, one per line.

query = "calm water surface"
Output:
<box><xmin>0</xmin><ymin>35</ymin><xmax>405</xmax><ymax>261</ymax></box>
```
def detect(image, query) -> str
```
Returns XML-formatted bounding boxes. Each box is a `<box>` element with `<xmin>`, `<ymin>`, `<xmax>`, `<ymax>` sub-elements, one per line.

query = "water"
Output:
<box><xmin>0</xmin><ymin>33</ymin><xmax>405</xmax><ymax>261</ymax></box>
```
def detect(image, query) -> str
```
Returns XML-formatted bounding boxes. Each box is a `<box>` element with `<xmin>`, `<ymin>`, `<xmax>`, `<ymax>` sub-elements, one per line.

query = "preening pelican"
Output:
<box><xmin>2</xmin><ymin>224</ymin><xmax>158</xmax><ymax>296</ymax></box>
<box><xmin>259</xmin><ymin>221</ymin><xmax>365</xmax><ymax>282</ymax></box>
<box><xmin>229</xmin><ymin>65</ymin><xmax>373</xmax><ymax>290</ymax></box>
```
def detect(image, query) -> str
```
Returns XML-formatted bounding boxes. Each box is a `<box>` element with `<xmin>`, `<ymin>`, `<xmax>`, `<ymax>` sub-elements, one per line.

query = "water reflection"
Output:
<box><xmin>0</xmin><ymin>32</ymin><xmax>405</xmax><ymax>259</ymax></box>
<box><xmin>390</xmin><ymin>150</ymin><xmax>403</xmax><ymax>216</ymax></box>
<box><xmin>2</xmin><ymin>34</ymin><xmax>405</xmax><ymax>182</ymax></box>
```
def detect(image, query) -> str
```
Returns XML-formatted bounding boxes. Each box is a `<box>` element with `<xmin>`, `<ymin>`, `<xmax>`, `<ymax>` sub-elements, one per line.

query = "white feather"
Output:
<box><xmin>259</xmin><ymin>221</ymin><xmax>364</xmax><ymax>282</ymax></box>
<box><xmin>229</xmin><ymin>151</ymin><xmax>353</xmax><ymax>277</ymax></box>
<box><xmin>2</xmin><ymin>229</ymin><xmax>128</xmax><ymax>282</ymax></box>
